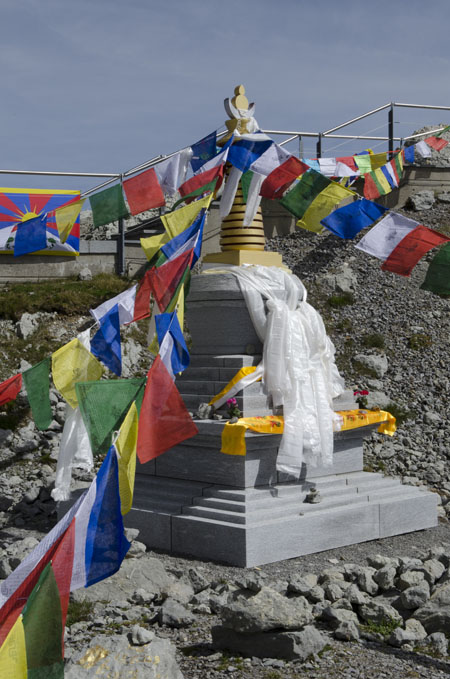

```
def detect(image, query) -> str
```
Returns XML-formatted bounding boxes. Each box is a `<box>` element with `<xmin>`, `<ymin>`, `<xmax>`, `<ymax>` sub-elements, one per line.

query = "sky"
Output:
<box><xmin>1</xmin><ymin>0</ymin><xmax>450</xmax><ymax>196</ymax></box>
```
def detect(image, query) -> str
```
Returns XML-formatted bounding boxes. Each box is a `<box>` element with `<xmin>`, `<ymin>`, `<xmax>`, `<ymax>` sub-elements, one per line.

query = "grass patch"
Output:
<box><xmin>352</xmin><ymin>360</ymin><xmax>379</xmax><ymax>379</ymax></box>
<box><xmin>66</xmin><ymin>599</ymin><xmax>95</xmax><ymax>627</ymax></box>
<box><xmin>0</xmin><ymin>402</ymin><xmax>30</xmax><ymax>431</ymax></box>
<box><xmin>327</xmin><ymin>292</ymin><xmax>355</xmax><ymax>308</ymax></box>
<box><xmin>0</xmin><ymin>274</ymin><xmax>131</xmax><ymax>321</ymax></box>
<box><xmin>335</xmin><ymin>318</ymin><xmax>353</xmax><ymax>332</ymax></box>
<box><xmin>362</xmin><ymin>333</ymin><xmax>385</xmax><ymax>349</ymax></box>
<box><xmin>408</xmin><ymin>333</ymin><xmax>432</xmax><ymax>350</ymax></box>
<box><xmin>361</xmin><ymin>616</ymin><xmax>401</xmax><ymax>637</ymax></box>
<box><xmin>386</xmin><ymin>402</ymin><xmax>415</xmax><ymax>426</ymax></box>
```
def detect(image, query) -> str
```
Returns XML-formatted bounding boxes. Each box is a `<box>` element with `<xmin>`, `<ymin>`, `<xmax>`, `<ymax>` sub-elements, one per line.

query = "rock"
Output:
<box><xmin>188</xmin><ymin>567</ymin><xmax>210</xmax><ymax>593</ymax></box>
<box><xmin>218</xmin><ymin>586</ymin><xmax>313</xmax><ymax>634</ymax></box>
<box><xmin>437</xmin><ymin>192</ymin><xmax>450</xmax><ymax>203</ymax></box>
<box><xmin>358</xmin><ymin>600</ymin><xmax>402</xmax><ymax>626</ymax></box>
<box><xmin>287</xmin><ymin>573</ymin><xmax>318</xmax><ymax>596</ymax></box>
<box><xmin>64</xmin><ymin>633</ymin><xmax>183</xmax><ymax>678</ymax></box>
<box><xmin>322</xmin><ymin>606</ymin><xmax>359</xmax><ymax>628</ymax></box>
<box><xmin>365</xmin><ymin>390</ymin><xmax>391</xmax><ymax>410</ymax></box>
<box><xmin>196</xmin><ymin>402</ymin><xmax>215</xmax><ymax>419</ymax></box>
<box><xmin>319</xmin><ymin>264</ymin><xmax>357</xmax><ymax>293</ymax></box>
<box><xmin>211</xmin><ymin>624</ymin><xmax>327</xmax><ymax>661</ymax></box>
<box><xmin>345</xmin><ymin>584</ymin><xmax>370</xmax><ymax>606</ymax></box>
<box><xmin>124</xmin><ymin>527</ymin><xmax>140</xmax><ymax>542</ymax></box>
<box><xmin>389</xmin><ymin>619</ymin><xmax>428</xmax><ymax>647</ymax></box>
<box><xmin>357</xmin><ymin>568</ymin><xmax>378</xmax><ymax>595</ymax></box>
<box><xmin>353</xmin><ymin>353</ymin><xmax>388</xmax><ymax>378</ymax></box>
<box><xmin>400</xmin><ymin>582</ymin><xmax>430</xmax><ymax>610</ymax></box>
<box><xmin>407</xmin><ymin>190</ymin><xmax>435</xmax><ymax>211</ymax></box>
<box><xmin>427</xmin><ymin>632</ymin><xmax>448</xmax><ymax>656</ymax></box>
<box><xmin>234</xmin><ymin>572</ymin><xmax>265</xmax><ymax>593</ymax></box>
<box><xmin>304</xmin><ymin>487</ymin><xmax>321</xmax><ymax>504</ymax></box>
<box><xmin>162</xmin><ymin>580</ymin><xmax>195</xmax><ymax>605</ymax></box>
<box><xmin>423</xmin><ymin>411</ymin><xmax>442</xmax><ymax>425</ymax></box>
<box><xmin>131</xmin><ymin>588</ymin><xmax>157</xmax><ymax>605</ymax></box>
<box><xmin>16</xmin><ymin>312</ymin><xmax>40</xmax><ymax>339</ymax></box>
<box><xmin>158</xmin><ymin>598</ymin><xmax>194</xmax><ymax>628</ymax></box>
<box><xmin>78</xmin><ymin>267</ymin><xmax>92</xmax><ymax>281</ymax></box>
<box><xmin>414</xmin><ymin>583</ymin><xmax>450</xmax><ymax>633</ymax></box>
<box><xmin>126</xmin><ymin>541</ymin><xmax>147</xmax><ymax>558</ymax></box>
<box><xmin>334</xmin><ymin>620</ymin><xmax>360</xmax><ymax>641</ymax></box>
<box><xmin>324</xmin><ymin>582</ymin><xmax>344</xmax><ymax>602</ymax></box>
<box><xmin>373</xmin><ymin>565</ymin><xmax>397</xmax><ymax>591</ymax></box>
<box><xmin>397</xmin><ymin>569</ymin><xmax>426</xmax><ymax>590</ymax></box>
<box><xmin>129</xmin><ymin>625</ymin><xmax>155</xmax><ymax>646</ymax></box>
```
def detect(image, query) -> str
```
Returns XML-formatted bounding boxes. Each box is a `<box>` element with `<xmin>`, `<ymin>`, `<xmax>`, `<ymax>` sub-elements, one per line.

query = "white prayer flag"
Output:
<box><xmin>355</xmin><ymin>212</ymin><xmax>419</xmax><ymax>260</ymax></box>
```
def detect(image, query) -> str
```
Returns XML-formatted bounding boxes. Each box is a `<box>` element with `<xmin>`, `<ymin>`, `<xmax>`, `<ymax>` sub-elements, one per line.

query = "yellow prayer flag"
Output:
<box><xmin>161</xmin><ymin>193</ymin><xmax>212</xmax><ymax>239</ymax></box>
<box><xmin>354</xmin><ymin>155</ymin><xmax>372</xmax><ymax>173</ymax></box>
<box><xmin>52</xmin><ymin>338</ymin><xmax>104</xmax><ymax>409</ymax></box>
<box><xmin>370</xmin><ymin>153</ymin><xmax>387</xmax><ymax>171</ymax></box>
<box><xmin>54</xmin><ymin>199</ymin><xmax>85</xmax><ymax>243</ymax></box>
<box><xmin>0</xmin><ymin>615</ymin><xmax>27</xmax><ymax>679</ymax></box>
<box><xmin>116</xmin><ymin>401</ymin><xmax>138</xmax><ymax>515</ymax></box>
<box><xmin>140</xmin><ymin>232</ymin><xmax>169</xmax><ymax>262</ymax></box>
<box><xmin>297</xmin><ymin>182</ymin><xmax>355</xmax><ymax>233</ymax></box>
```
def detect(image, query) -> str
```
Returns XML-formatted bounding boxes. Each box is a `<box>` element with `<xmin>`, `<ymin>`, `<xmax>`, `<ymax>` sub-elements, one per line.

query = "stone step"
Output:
<box><xmin>177</xmin><ymin>367</ymin><xmax>242</xmax><ymax>382</ymax></box>
<box><xmin>189</xmin><ymin>354</ymin><xmax>261</xmax><ymax>368</ymax></box>
<box><xmin>178</xmin><ymin>380</ymin><xmax>263</xmax><ymax>397</ymax></box>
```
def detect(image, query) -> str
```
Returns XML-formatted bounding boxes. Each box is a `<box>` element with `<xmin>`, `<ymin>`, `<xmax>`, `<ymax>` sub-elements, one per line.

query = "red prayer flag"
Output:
<box><xmin>363</xmin><ymin>173</ymin><xmax>381</xmax><ymax>200</ymax></box>
<box><xmin>178</xmin><ymin>164</ymin><xmax>224</xmax><ymax>198</ymax></box>
<box><xmin>381</xmin><ymin>225</ymin><xmax>450</xmax><ymax>276</ymax></box>
<box><xmin>133</xmin><ymin>271</ymin><xmax>153</xmax><ymax>322</ymax></box>
<box><xmin>0</xmin><ymin>373</ymin><xmax>22</xmax><ymax>406</ymax></box>
<box><xmin>123</xmin><ymin>168</ymin><xmax>165</xmax><ymax>216</ymax></box>
<box><xmin>336</xmin><ymin>156</ymin><xmax>358</xmax><ymax>172</ymax></box>
<box><xmin>260</xmin><ymin>157</ymin><xmax>309</xmax><ymax>200</ymax></box>
<box><xmin>425</xmin><ymin>136</ymin><xmax>449</xmax><ymax>152</ymax></box>
<box><xmin>149</xmin><ymin>249</ymin><xmax>193</xmax><ymax>310</ymax></box>
<box><xmin>137</xmin><ymin>355</ymin><xmax>198</xmax><ymax>463</ymax></box>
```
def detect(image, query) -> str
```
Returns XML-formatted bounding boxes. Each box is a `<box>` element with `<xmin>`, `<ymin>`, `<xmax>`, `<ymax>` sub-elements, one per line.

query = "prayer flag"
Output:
<box><xmin>173</xmin><ymin>177</ymin><xmax>218</xmax><ymax>209</ymax></box>
<box><xmin>54</xmin><ymin>198</ymin><xmax>85</xmax><ymax>244</ymax></box>
<box><xmin>336</xmin><ymin>156</ymin><xmax>358</xmax><ymax>172</ymax></box>
<box><xmin>123</xmin><ymin>168</ymin><xmax>165</xmax><ymax>215</ymax></box>
<box><xmin>140</xmin><ymin>232</ymin><xmax>169</xmax><ymax>262</ymax></box>
<box><xmin>90</xmin><ymin>284</ymin><xmax>137</xmax><ymax>325</ymax></box>
<box><xmin>318</xmin><ymin>158</ymin><xmax>337</xmax><ymax>177</ymax></box>
<box><xmin>228</xmin><ymin>139</ymin><xmax>273</xmax><ymax>173</ymax></box>
<box><xmin>354</xmin><ymin>155</ymin><xmax>372</xmax><ymax>173</ymax></box>
<box><xmin>356</xmin><ymin>212</ymin><xmax>420</xmax><ymax>260</ymax></box>
<box><xmin>209</xmin><ymin>365</ymin><xmax>263</xmax><ymax>409</ymax></box>
<box><xmin>321</xmin><ymin>199</ymin><xmax>388</xmax><ymax>239</ymax></box>
<box><xmin>76</xmin><ymin>378</ymin><xmax>145</xmax><ymax>457</ymax></box>
<box><xmin>13</xmin><ymin>214</ymin><xmax>47</xmax><ymax>257</ymax></box>
<box><xmin>52</xmin><ymin>406</ymin><xmax>93</xmax><ymax>503</ymax></box>
<box><xmin>297</xmin><ymin>182</ymin><xmax>355</xmax><ymax>233</ymax></box>
<box><xmin>381</xmin><ymin>225</ymin><xmax>450</xmax><ymax>276</ymax></box>
<box><xmin>161</xmin><ymin>193</ymin><xmax>212</xmax><ymax>239</ymax></box>
<box><xmin>91</xmin><ymin>305</ymin><xmax>122</xmax><ymax>376</ymax></box>
<box><xmin>370</xmin><ymin>153</ymin><xmax>388</xmax><ymax>170</ymax></box>
<box><xmin>190</xmin><ymin>131</ymin><xmax>217</xmax><ymax>172</ymax></box>
<box><xmin>154</xmin><ymin>149</ymin><xmax>192</xmax><ymax>195</ymax></box>
<box><xmin>84</xmin><ymin>446</ymin><xmax>130</xmax><ymax>587</ymax></box>
<box><xmin>161</xmin><ymin>209</ymin><xmax>205</xmax><ymax>266</ymax></box>
<box><xmin>132</xmin><ymin>272</ymin><xmax>153</xmax><ymax>322</ymax></box>
<box><xmin>280</xmin><ymin>169</ymin><xmax>331</xmax><ymax>219</ymax></box>
<box><xmin>363</xmin><ymin>167</ymin><xmax>391</xmax><ymax>199</ymax></box>
<box><xmin>260</xmin><ymin>156</ymin><xmax>309</xmax><ymax>199</ymax></box>
<box><xmin>115</xmin><ymin>402</ymin><xmax>138</xmax><ymax>515</ymax></box>
<box><xmin>404</xmin><ymin>145</ymin><xmax>415</xmax><ymax>164</ymax></box>
<box><xmin>194</xmin><ymin>136</ymin><xmax>233</xmax><ymax>176</ymax></box>
<box><xmin>22</xmin><ymin>358</ymin><xmax>52</xmax><ymax>431</ymax></box>
<box><xmin>149</xmin><ymin>249</ymin><xmax>193</xmax><ymax>311</ymax></box>
<box><xmin>251</xmin><ymin>142</ymin><xmax>292</xmax><ymax>176</ymax></box>
<box><xmin>52</xmin><ymin>338</ymin><xmax>104</xmax><ymax>409</ymax></box>
<box><xmin>0</xmin><ymin>373</ymin><xmax>22</xmax><ymax>406</ymax></box>
<box><xmin>425</xmin><ymin>136</ymin><xmax>448</xmax><ymax>151</ymax></box>
<box><xmin>420</xmin><ymin>242</ymin><xmax>450</xmax><ymax>295</ymax></box>
<box><xmin>178</xmin><ymin>164</ymin><xmax>223</xmax><ymax>200</ymax></box>
<box><xmin>302</xmin><ymin>159</ymin><xmax>320</xmax><ymax>172</ymax></box>
<box><xmin>380</xmin><ymin>164</ymin><xmax>396</xmax><ymax>189</ymax></box>
<box><xmin>136</xmin><ymin>355</ymin><xmax>198</xmax><ymax>464</ymax></box>
<box><xmin>0</xmin><ymin>615</ymin><xmax>27</xmax><ymax>679</ymax></box>
<box><xmin>155</xmin><ymin>312</ymin><xmax>190</xmax><ymax>378</ymax></box>
<box><xmin>415</xmin><ymin>140</ymin><xmax>432</xmax><ymax>158</ymax></box>
<box><xmin>241</xmin><ymin>171</ymin><xmax>253</xmax><ymax>203</ymax></box>
<box><xmin>243</xmin><ymin>172</ymin><xmax>264</xmax><ymax>226</ymax></box>
<box><xmin>89</xmin><ymin>184</ymin><xmax>129</xmax><ymax>229</ymax></box>
<box><xmin>334</xmin><ymin>161</ymin><xmax>359</xmax><ymax>178</ymax></box>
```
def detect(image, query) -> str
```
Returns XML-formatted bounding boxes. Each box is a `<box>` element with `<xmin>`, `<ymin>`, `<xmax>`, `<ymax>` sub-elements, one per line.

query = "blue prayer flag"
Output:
<box><xmin>190</xmin><ymin>131</ymin><xmax>217</xmax><ymax>172</ymax></box>
<box><xmin>404</xmin><ymin>145</ymin><xmax>415</xmax><ymax>164</ymax></box>
<box><xmin>161</xmin><ymin>209</ymin><xmax>205</xmax><ymax>266</ymax></box>
<box><xmin>85</xmin><ymin>446</ymin><xmax>130</xmax><ymax>587</ymax></box>
<box><xmin>91</xmin><ymin>305</ymin><xmax>122</xmax><ymax>376</ymax></box>
<box><xmin>380</xmin><ymin>165</ymin><xmax>396</xmax><ymax>189</ymax></box>
<box><xmin>302</xmin><ymin>159</ymin><xmax>320</xmax><ymax>172</ymax></box>
<box><xmin>155</xmin><ymin>311</ymin><xmax>190</xmax><ymax>376</ymax></box>
<box><xmin>13</xmin><ymin>213</ymin><xmax>48</xmax><ymax>257</ymax></box>
<box><xmin>321</xmin><ymin>199</ymin><xmax>388</xmax><ymax>239</ymax></box>
<box><xmin>228</xmin><ymin>139</ymin><xmax>273</xmax><ymax>174</ymax></box>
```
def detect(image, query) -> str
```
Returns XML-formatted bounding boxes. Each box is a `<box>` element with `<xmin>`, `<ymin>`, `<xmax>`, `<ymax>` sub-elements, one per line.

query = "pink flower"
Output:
<box><xmin>227</xmin><ymin>397</ymin><xmax>238</xmax><ymax>407</ymax></box>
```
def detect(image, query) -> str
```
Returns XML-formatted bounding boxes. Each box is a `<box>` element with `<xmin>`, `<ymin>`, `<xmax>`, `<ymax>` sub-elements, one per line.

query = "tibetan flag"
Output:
<box><xmin>54</xmin><ymin>198</ymin><xmax>85</xmax><ymax>244</ymax></box>
<box><xmin>90</xmin><ymin>305</ymin><xmax>122</xmax><ymax>376</ymax></box>
<box><xmin>76</xmin><ymin>378</ymin><xmax>145</xmax><ymax>457</ymax></box>
<box><xmin>161</xmin><ymin>209</ymin><xmax>205</xmax><ymax>266</ymax></box>
<box><xmin>90</xmin><ymin>284</ymin><xmax>137</xmax><ymax>325</ymax></box>
<box><xmin>381</xmin><ymin>225</ymin><xmax>450</xmax><ymax>276</ymax></box>
<box><xmin>0</xmin><ymin>373</ymin><xmax>22</xmax><ymax>406</ymax></box>
<box><xmin>13</xmin><ymin>214</ymin><xmax>47</xmax><ymax>257</ymax></box>
<box><xmin>89</xmin><ymin>184</ymin><xmax>129</xmax><ymax>229</ymax></box>
<box><xmin>336</xmin><ymin>156</ymin><xmax>358</xmax><ymax>172</ymax></box>
<box><xmin>123</xmin><ymin>168</ymin><xmax>165</xmax><ymax>215</ymax></box>
<box><xmin>154</xmin><ymin>148</ymin><xmax>192</xmax><ymax>195</ymax></box>
<box><xmin>155</xmin><ymin>312</ymin><xmax>190</xmax><ymax>378</ymax></box>
<box><xmin>84</xmin><ymin>446</ymin><xmax>130</xmax><ymax>587</ymax></box>
<box><xmin>0</xmin><ymin>615</ymin><xmax>27</xmax><ymax>679</ymax></box>
<box><xmin>149</xmin><ymin>249</ymin><xmax>193</xmax><ymax>311</ymax></box>
<box><xmin>321</xmin><ymin>199</ymin><xmax>388</xmax><ymax>239</ymax></box>
<box><xmin>161</xmin><ymin>193</ymin><xmax>212</xmax><ymax>239</ymax></box>
<box><xmin>190</xmin><ymin>131</ymin><xmax>217</xmax><ymax>172</ymax></box>
<box><xmin>354</xmin><ymin>154</ymin><xmax>372</xmax><ymax>174</ymax></box>
<box><xmin>52</xmin><ymin>338</ymin><xmax>104</xmax><ymax>409</ymax></box>
<box><xmin>425</xmin><ymin>136</ymin><xmax>448</xmax><ymax>152</ymax></box>
<box><xmin>136</xmin><ymin>355</ymin><xmax>198</xmax><ymax>464</ymax></box>
<box><xmin>178</xmin><ymin>164</ymin><xmax>223</xmax><ymax>201</ymax></box>
<box><xmin>420</xmin><ymin>242</ymin><xmax>450</xmax><ymax>295</ymax></box>
<box><xmin>416</xmin><ymin>140</ymin><xmax>432</xmax><ymax>158</ymax></box>
<box><xmin>22</xmin><ymin>563</ymin><xmax>64</xmax><ymax>679</ymax></box>
<box><xmin>280</xmin><ymin>169</ymin><xmax>331</xmax><ymax>219</ymax></box>
<box><xmin>297</xmin><ymin>182</ymin><xmax>355</xmax><ymax>233</ymax></box>
<box><xmin>404</xmin><ymin>145</ymin><xmax>415</xmax><ymax>164</ymax></box>
<box><xmin>260</xmin><ymin>156</ymin><xmax>309</xmax><ymax>200</ymax></box>
<box><xmin>140</xmin><ymin>232</ymin><xmax>169</xmax><ymax>262</ymax></box>
<box><xmin>115</xmin><ymin>402</ymin><xmax>138</xmax><ymax>515</ymax></box>
<box><xmin>228</xmin><ymin>139</ymin><xmax>273</xmax><ymax>174</ymax></box>
<box><xmin>356</xmin><ymin>212</ymin><xmax>420</xmax><ymax>260</ymax></box>
<box><xmin>22</xmin><ymin>357</ymin><xmax>52</xmax><ymax>431</ymax></box>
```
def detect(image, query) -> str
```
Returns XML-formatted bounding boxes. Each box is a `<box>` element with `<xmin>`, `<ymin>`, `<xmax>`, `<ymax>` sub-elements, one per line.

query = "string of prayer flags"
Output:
<box><xmin>228</xmin><ymin>138</ymin><xmax>273</xmax><ymax>174</ymax></box>
<box><xmin>0</xmin><ymin>614</ymin><xmax>27</xmax><ymax>678</ymax></box>
<box><xmin>260</xmin><ymin>156</ymin><xmax>309</xmax><ymax>200</ymax></box>
<box><xmin>241</xmin><ymin>171</ymin><xmax>253</xmax><ymax>203</ymax></box>
<box><xmin>334</xmin><ymin>161</ymin><xmax>360</xmax><ymax>178</ymax></box>
<box><xmin>420</xmin><ymin>242</ymin><xmax>450</xmax><ymax>295</ymax></box>
<box><xmin>381</xmin><ymin>225</ymin><xmax>450</xmax><ymax>276</ymax></box>
<box><xmin>76</xmin><ymin>377</ymin><xmax>145</xmax><ymax>457</ymax></box>
<box><xmin>123</xmin><ymin>167</ymin><xmax>165</xmax><ymax>215</ymax></box>
<box><xmin>54</xmin><ymin>198</ymin><xmax>85</xmax><ymax>243</ymax></box>
<box><xmin>370</xmin><ymin>152</ymin><xmax>388</xmax><ymax>170</ymax></box>
<box><xmin>136</xmin><ymin>355</ymin><xmax>198</xmax><ymax>464</ymax></box>
<box><xmin>90</xmin><ymin>305</ymin><xmax>122</xmax><ymax>376</ymax></box>
<box><xmin>177</xmin><ymin>165</ymin><xmax>223</xmax><ymax>202</ymax></box>
<box><xmin>89</xmin><ymin>184</ymin><xmax>129</xmax><ymax>229</ymax></box>
<box><xmin>425</xmin><ymin>136</ymin><xmax>449</xmax><ymax>152</ymax></box>
<box><xmin>0</xmin><ymin>373</ymin><xmax>22</xmax><ymax>406</ymax></box>
<box><xmin>140</xmin><ymin>232</ymin><xmax>170</xmax><ymax>262</ymax></box>
<box><xmin>190</xmin><ymin>131</ymin><xmax>217</xmax><ymax>172</ymax></box>
<box><xmin>363</xmin><ymin>167</ymin><xmax>391</xmax><ymax>200</ymax></box>
<box><xmin>415</xmin><ymin>140</ymin><xmax>432</xmax><ymax>158</ymax></box>
<box><xmin>336</xmin><ymin>156</ymin><xmax>358</xmax><ymax>172</ymax></box>
<box><xmin>154</xmin><ymin>148</ymin><xmax>192</xmax><ymax>195</ymax></box>
<box><xmin>52</xmin><ymin>405</ymin><xmax>93</xmax><ymax>502</ymax></box>
<box><xmin>13</xmin><ymin>214</ymin><xmax>47</xmax><ymax>257</ymax></box>
<box><xmin>161</xmin><ymin>209</ymin><xmax>205</xmax><ymax>266</ymax></box>
<box><xmin>321</xmin><ymin>199</ymin><xmax>388</xmax><ymax>239</ymax></box>
<box><xmin>90</xmin><ymin>284</ymin><xmax>138</xmax><ymax>325</ymax></box>
<box><xmin>404</xmin><ymin>145</ymin><xmax>415</xmax><ymax>164</ymax></box>
<box><xmin>22</xmin><ymin>357</ymin><xmax>52</xmax><ymax>431</ymax></box>
<box><xmin>173</xmin><ymin>176</ymin><xmax>218</xmax><ymax>209</ymax></box>
<box><xmin>318</xmin><ymin>158</ymin><xmax>337</xmax><ymax>177</ymax></box>
<box><xmin>302</xmin><ymin>158</ymin><xmax>320</xmax><ymax>172</ymax></box>
<box><xmin>296</xmin><ymin>182</ymin><xmax>355</xmax><ymax>233</ymax></box>
<box><xmin>132</xmin><ymin>272</ymin><xmax>154</xmax><ymax>322</ymax></box>
<box><xmin>355</xmin><ymin>212</ymin><xmax>420</xmax><ymax>260</ymax></box>
<box><xmin>280</xmin><ymin>169</ymin><xmax>331</xmax><ymax>220</ymax></box>
<box><xmin>161</xmin><ymin>193</ymin><xmax>212</xmax><ymax>239</ymax></box>
<box><xmin>149</xmin><ymin>249</ymin><xmax>193</xmax><ymax>311</ymax></box>
<box><xmin>354</xmin><ymin>154</ymin><xmax>372</xmax><ymax>174</ymax></box>
<box><xmin>115</xmin><ymin>402</ymin><xmax>138</xmax><ymax>515</ymax></box>
<box><xmin>52</xmin><ymin>338</ymin><xmax>104</xmax><ymax>409</ymax></box>
<box><xmin>155</xmin><ymin>312</ymin><xmax>190</xmax><ymax>378</ymax></box>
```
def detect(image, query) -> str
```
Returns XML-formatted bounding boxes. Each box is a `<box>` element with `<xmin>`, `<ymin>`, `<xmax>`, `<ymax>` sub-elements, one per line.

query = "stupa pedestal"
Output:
<box><xmin>127</xmin><ymin>273</ymin><xmax>438</xmax><ymax>566</ymax></box>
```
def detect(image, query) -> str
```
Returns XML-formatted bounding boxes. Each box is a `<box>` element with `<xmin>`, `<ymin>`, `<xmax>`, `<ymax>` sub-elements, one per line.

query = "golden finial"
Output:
<box><xmin>221</xmin><ymin>84</ymin><xmax>256</xmax><ymax>143</ymax></box>
<box><xmin>232</xmin><ymin>85</ymin><xmax>249</xmax><ymax>111</ymax></box>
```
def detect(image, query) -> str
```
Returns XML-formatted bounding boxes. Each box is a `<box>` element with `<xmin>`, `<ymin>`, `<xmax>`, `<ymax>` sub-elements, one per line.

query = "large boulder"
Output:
<box><xmin>413</xmin><ymin>583</ymin><xmax>450</xmax><ymax>633</ymax></box>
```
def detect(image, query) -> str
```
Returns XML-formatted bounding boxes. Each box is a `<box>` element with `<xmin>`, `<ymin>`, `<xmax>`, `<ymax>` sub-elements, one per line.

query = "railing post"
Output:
<box><xmin>117</xmin><ymin>216</ymin><xmax>125</xmax><ymax>276</ymax></box>
<box><xmin>316</xmin><ymin>133</ymin><xmax>322</xmax><ymax>159</ymax></box>
<box><xmin>298</xmin><ymin>135</ymin><xmax>303</xmax><ymax>159</ymax></box>
<box><xmin>388</xmin><ymin>104</ymin><xmax>394</xmax><ymax>156</ymax></box>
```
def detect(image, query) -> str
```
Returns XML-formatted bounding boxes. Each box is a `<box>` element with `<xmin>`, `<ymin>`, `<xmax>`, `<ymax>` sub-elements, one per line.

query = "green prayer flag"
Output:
<box><xmin>89</xmin><ymin>184</ymin><xmax>129</xmax><ymax>229</ymax></box>
<box><xmin>76</xmin><ymin>378</ymin><xmax>146</xmax><ymax>456</ymax></box>
<box><xmin>420</xmin><ymin>242</ymin><xmax>450</xmax><ymax>295</ymax></box>
<box><xmin>241</xmin><ymin>171</ymin><xmax>254</xmax><ymax>204</ymax></box>
<box><xmin>22</xmin><ymin>563</ymin><xmax>64</xmax><ymax>679</ymax></box>
<box><xmin>280</xmin><ymin>170</ymin><xmax>330</xmax><ymax>219</ymax></box>
<box><xmin>23</xmin><ymin>357</ymin><xmax>52</xmax><ymax>431</ymax></box>
<box><xmin>172</xmin><ymin>178</ymin><xmax>217</xmax><ymax>210</ymax></box>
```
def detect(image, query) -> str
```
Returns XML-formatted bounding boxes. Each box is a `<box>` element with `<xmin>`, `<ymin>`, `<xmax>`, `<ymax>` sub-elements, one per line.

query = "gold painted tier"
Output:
<box><xmin>203</xmin><ymin>250</ymin><xmax>284</xmax><ymax>266</ymax></box>
<box><xmin>220</xmin><ymin>180</ymin><xmax>265</xmax><ymax>252</ymax></box>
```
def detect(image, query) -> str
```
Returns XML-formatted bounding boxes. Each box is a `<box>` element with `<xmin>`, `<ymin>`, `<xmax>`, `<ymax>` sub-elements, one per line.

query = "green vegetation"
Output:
<box><xmin>361</xmin><ymin>616</ymin><xmax>401</xmax><ymax>638</ymax></box>
<box><xmin>352</xmin><ymin>360</ymin><xmax>378</xmax><ymax>379</ymax></box>
<box><xmin>362</xmin><ymin>332</ymin><xmax>385</xmax><ymax>349</ymax></box>
<box><xmin>408</xmin><ymin>333</ymin><xmax>432</xmax><ymax>350</ymax></box>
<box><xmin>327</xmin><ymin>292</ymin><xmax>355</xmax><ymax>308</ymax></box>
<box><xmin>66</xmin><ymin>599</ymin><xmax>95</xmax><ymax>627</ymax></box>
<box><xmin>386</xmin><ymin>402</ymin><xmax>415</xmax><ymax>426</ymax></box>
<box><xmin>335</xmin><ymin>318</ymin><xmax>353</xmax><ymax>332</ymax></box>
<box><xmin>0</xmin><ymin>401</ymin><xmax>30</xmax><ymax>431</ymax></box>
